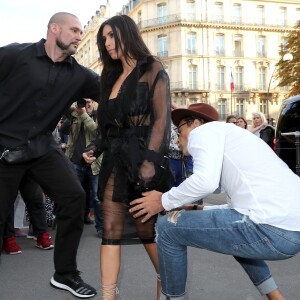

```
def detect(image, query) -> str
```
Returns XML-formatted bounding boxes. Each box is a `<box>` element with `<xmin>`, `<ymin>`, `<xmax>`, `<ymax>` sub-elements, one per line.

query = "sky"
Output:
<box><xmin>0</xmin><ymin>0</ymin><xmax>128</xmax><ymax>46</ymax></box>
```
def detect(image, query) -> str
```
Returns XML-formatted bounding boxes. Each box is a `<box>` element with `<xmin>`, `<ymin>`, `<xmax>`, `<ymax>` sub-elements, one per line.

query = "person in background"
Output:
<box><xmin>169</xmin><ymin>103</ymin><xmax>184</xmax><ymax>187</ymax></box>
<box><xmin>0</xmin><ymin>12</ymin><xmax>100</xmax><ymax>299</ymax></box>
<box><xmin>251</xmin><ymin>112</ymin><xmax>275</xmax><ymax>148</ymax></box>
<box><xmin>54</xmin><ymin>116</ymin><xmax>69</xmax><ymax>152</ymax></box>
<box><xmin>13</xmin><ymin>193</ymin><xmax>27</xmax><ymax>237</ymax></box>
<box><xmin>129</xmin><ymin>103</ymin><xmax>300</xmax><ymax>300</ymax></box>
<box><xmin>2</xmin><ymin>176</ymin><xmax>54</xmax><ymax>254</ymax></box>
<box><xmin>226</xmin><ymin>115</ymin><xmax>237</xmax><ymax>124</ymax></box>
<box><xmin>64</xmin><ymin>98</ymin><xmax>103</xmax><ymax>236</ymax></box>
<box><xmin>83</xmin><ymin>15</ymin><xmax>173</xmax><ymax>300</ymax></box>
<box><xmin>236</xmin><ymin>116</ymin><xmax>248</xmax><ymax>129</ymax></box>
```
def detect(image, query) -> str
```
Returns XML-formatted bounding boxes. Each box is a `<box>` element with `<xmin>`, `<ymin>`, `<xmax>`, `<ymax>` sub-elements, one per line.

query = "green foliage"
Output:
<box><xmin>276</xmin><ymin>22</ymin><xmax>300</xmax><ymax>97</ymax></box>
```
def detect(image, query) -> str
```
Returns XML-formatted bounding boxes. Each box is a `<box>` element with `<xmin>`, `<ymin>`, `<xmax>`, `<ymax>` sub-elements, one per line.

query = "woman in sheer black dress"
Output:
<box><xmin>83</xmin><ymin>15</ymin><xmax>173</xmax><ymax>299</ymax></box>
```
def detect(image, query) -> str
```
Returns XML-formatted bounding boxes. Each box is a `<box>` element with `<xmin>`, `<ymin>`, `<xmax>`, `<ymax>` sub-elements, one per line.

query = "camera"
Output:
<box><xmin>76</xmin><ymin>98</ymin><xmax>87</xmax><ymax>108</ymax></box>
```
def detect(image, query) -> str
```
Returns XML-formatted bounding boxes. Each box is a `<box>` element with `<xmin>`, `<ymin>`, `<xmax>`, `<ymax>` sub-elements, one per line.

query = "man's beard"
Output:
<box><xmin>56</xmin><ymin>38</ymin><xmax>76</xmax><ymax>55</ymax></box>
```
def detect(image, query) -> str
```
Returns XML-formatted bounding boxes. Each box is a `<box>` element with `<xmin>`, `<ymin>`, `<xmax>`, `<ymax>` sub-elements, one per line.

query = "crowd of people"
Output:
<box><xmin>1</xmin><ymin>11</ymin><xmax>299</xmax><ymax>300</ymax></box>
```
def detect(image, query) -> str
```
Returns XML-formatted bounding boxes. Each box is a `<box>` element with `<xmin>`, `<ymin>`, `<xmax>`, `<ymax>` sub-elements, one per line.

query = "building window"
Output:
<box><xmin>187</xmin><ymin>32</ymin><xmax>196</xmax><ymax>54</ymax></box>
<box><xmin>236</xmin><ymin>99</ymin><xmax>244</xmax><ymax>115</ymax></box>
<box><xmin>214</xmin><ymin>2</ymin><xmax>223</xmax><ymax>23</ymax></box>
<box><xmin>215</xmin><ymin>34</ymin><xmax>225</xmax><ymax>56</ymax></box>
<box><xmin>157</xmin><ymin>34</ymin><xmax>168</xmax><ymax>57</ymax></box>
<box><xmin>216</xmin><ymin>66</ymin><xmax>225</xmax><ymax>90</ymax></box>
<box><xmin>258</xmin><ymin>67</ymin><xmax>267</xmax><ymax>90</ymax></box>
<box><xmin>234</xmin><ymin>66</ymin><xmax>243</xmax><ymax>91</ymax></box>
<box><xmin>218</xmin><ymin>98</ymin><xmax>227</xmax><ymax>120</ymax></box>
<box><xmin>234</xmin><ymin>34</ymin><xmax>243</xmax><ymax>57</ymax></box>
<box><xmin>279</xmin><ymin>7</ymin><xmax>287</xmax><ymax>26</ymax></box>
<box><xmin>186</xmin><ymin>0</ymin><xmax>196</xmax><ymax>21</ymax></box>
<box><xmin>157</xmin><ymin>3</ymin><xmax>167</xmax><ymax>24</ymax></box>
<box><xmin>232</xmin><ymin>4</ymin><xmax>241</xmax><ymax>24</ymax></box>
<box><xmin>280</xmin><ymin>36</ymin><xmax>288</xmax><ymax>52</ymax></box>
<box><xmin>137</xmin><ymin>10</ymin><xmax>142</xmax><ymax>24</ymax></box>
<box><xmin>259</xmin><ymin>99</ymin><xmax>267</xmax><ymax>115</ymax></box>
<box><xmin>188</xmin><ymin>65</ymin><xmax>197</xmax><ymax>89</ymax></box>
<box><xmin>297</xmin><ymin>8</ymin><xmax>300</xmax><ymax>25</ymax></box>
<box><xmin>257</xmin><ymin>36</ymin><xmax>266</xmax><ymax>58</ymax></box>
<box><xmin>256</xmin><ymin>5</ymin><xmax>264</xmax><ymax>25</ymax></box>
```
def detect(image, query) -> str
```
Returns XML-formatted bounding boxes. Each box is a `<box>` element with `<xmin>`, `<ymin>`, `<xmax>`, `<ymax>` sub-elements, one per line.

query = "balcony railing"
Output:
<box><xmin>170</xmin><ymin>81</ymin><xmax>209</xmax><ymax>91</ymax></box>
<box><xmin>169</xmin><ymin>82</ymin><xmax>290</xmax><ymax>93</ymax></box>
<box><xmin>137</xmin><ymin>13</ymin><xmax>298</xmax><ymax>29</ymax></box>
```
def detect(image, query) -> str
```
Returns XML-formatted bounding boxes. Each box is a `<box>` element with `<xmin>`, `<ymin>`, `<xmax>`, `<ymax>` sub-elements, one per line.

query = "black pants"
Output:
<box><xmin>0</xmin><ymin>149</ymin><xmax>85</xmax><ymax>273</ymax></box>
<box><xmin>3</xmin><ymin>176</ymin><xmax>48</xmax><ymax>239</ymax></box>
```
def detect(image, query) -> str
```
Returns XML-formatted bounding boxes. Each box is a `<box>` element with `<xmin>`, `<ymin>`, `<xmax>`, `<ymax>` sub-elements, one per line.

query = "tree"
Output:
<box><xmin>276</xmin><ymin>22</ymin><xmax>300</xmax><ymax>98</ymax></box>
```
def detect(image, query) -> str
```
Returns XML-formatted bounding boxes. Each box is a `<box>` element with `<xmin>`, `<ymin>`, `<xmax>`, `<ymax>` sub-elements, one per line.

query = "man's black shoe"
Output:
<box><xmin>50</xmin><ymin>271</ymin><xmax>97</xmax><ymax>298</ymax></box>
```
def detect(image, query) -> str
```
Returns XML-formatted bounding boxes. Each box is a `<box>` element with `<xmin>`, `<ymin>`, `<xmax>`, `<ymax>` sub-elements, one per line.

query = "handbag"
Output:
<box><xmin>0</xmin><ymin>147</ymin><xmax>31</xmax><ymax>164</ymax></box>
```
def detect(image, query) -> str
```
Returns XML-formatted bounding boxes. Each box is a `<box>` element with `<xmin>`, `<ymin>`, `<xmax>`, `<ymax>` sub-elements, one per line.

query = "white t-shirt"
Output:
<box><xmin>162</xmin><ymin>122</ymin><xmax>300</xmax><ymax>231</ymax></box>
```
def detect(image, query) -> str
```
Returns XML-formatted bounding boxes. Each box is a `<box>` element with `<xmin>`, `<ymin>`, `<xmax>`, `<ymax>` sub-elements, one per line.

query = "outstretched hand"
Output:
<box><xmin>82</xmin><ymin>150</ymin><xmax>96</xmax><ymax>164</ymax></box>
<box><xmin>129</xmin><ymin>190</ymin><xmax>164</xmax><ymax>223</ymax></box>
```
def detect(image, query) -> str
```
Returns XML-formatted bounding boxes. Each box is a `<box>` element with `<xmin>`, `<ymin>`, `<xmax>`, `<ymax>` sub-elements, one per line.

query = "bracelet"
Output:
<box><xmin>192</xmin><ymin>204</ymin><xmax>198</xmax><ymax>210</ymax></box>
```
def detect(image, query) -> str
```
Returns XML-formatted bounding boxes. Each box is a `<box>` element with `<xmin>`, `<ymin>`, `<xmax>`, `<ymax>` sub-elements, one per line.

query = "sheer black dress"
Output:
<box><xmin>88</xmin><ymin>57</ymin><xmax>174</xmax><ymax>245</ymax></box>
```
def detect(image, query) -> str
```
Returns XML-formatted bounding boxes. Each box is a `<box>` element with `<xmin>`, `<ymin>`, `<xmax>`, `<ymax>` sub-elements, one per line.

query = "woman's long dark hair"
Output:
<box><xmin>96</xmin><ymin>15</ymin><xmax>154</xmax><ymax>136</ymax></box>
<box><xmin>97</xmin><ymin>15</ymin><xmax>152</xmax><ymax>73</ymax></box>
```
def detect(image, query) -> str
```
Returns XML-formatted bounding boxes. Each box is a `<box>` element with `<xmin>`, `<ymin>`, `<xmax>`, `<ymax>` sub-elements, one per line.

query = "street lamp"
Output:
<box><xmin>266</xmin><ymin>53</ymin><xmax>293</xmax><ymax>124</ymax></box>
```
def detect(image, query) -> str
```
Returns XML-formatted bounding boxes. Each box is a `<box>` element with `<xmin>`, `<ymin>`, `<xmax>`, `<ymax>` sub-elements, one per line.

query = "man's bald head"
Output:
<box><xmin>47</xmin><ymin>12</ymin><xmax>78</xmax><ymax>28</ymax></box>
<box><xmin>45</xmin><ymin>12</ymin><xmax>83</xmax><ymax>60</ymax></box>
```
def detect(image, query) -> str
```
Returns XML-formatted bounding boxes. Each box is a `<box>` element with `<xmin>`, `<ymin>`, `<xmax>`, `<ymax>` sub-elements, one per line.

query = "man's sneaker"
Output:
<box><xmin>2</xmin><ymin>236</ymin><xmax>22</xmax><ymax>254</ymax></box>
<box><xmin>35</xmin><ymin>232</ymin><xmax>54</xmax><ymax>250</ymax></box>
<box><xmin>50</xmin><ymin>271</ymin><xmax>97</xmax><ymax>298</ymax></box>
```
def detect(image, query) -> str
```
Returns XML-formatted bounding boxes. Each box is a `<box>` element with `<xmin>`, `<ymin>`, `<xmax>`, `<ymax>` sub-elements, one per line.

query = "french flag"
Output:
<box><xmin>230</xmin><ymin>71</ymin><xmax>235</xmax><ymax>92</ymax></box>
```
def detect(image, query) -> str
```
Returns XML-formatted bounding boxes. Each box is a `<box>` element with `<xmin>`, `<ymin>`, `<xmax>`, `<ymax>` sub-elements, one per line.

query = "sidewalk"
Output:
<box><xmin>1</xmin><ymin>194</ymin><xmax>300</xmax><ymax>300</ymax></box>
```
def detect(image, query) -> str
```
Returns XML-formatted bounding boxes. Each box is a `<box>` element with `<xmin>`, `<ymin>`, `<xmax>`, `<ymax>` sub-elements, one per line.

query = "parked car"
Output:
<box><xmin>275</xmin><ymin>94</ymin><xmax>300</xmax><ymax>175</ymax></box>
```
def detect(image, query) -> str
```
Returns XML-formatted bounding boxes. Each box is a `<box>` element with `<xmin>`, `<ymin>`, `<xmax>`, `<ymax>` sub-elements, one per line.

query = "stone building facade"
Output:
<box><xmin>74</xmin><ymin>0</ymin><xmax>300</xmax><ymax>123</ymax></box>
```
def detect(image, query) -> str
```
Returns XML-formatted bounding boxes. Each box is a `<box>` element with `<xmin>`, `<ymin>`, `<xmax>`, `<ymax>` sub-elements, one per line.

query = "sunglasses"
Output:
<box><xmin>176</xmin><ymin>119</ymin><xmax>194</xmax><ymax>135</ymax></box>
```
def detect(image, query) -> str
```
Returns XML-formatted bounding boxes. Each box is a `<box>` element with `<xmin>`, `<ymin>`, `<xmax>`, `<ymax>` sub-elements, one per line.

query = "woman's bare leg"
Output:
<box><xmin>144</xmin><ymin>243</ymin><xmax>161</xmax><ymax>300</ymax></box>
<box><xmin>101</xmin><ymin>244</ymin><xmax>121</xmax><ymax>300</ymax></box>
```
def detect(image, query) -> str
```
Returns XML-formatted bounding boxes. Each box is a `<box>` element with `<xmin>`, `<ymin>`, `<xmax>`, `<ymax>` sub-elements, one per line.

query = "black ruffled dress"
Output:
<box><xmin>91</xmin><ymin>58</ymin><xmax>174</xmax><ymax>245</ymax></box>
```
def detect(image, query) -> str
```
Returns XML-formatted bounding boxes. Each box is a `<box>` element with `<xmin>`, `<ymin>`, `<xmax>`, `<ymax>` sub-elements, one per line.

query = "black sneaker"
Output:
<box><xmin>50</xmin><ymin>271</ymin><xmax>97</xmax><ymax>298</ymax></box>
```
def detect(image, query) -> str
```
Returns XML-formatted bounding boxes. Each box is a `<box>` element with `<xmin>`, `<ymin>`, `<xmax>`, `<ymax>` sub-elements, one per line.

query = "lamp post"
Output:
<box><xmin>266</xmin><ymin>53</ymin><xmax>293</xmax><ymax>124</ymax></box>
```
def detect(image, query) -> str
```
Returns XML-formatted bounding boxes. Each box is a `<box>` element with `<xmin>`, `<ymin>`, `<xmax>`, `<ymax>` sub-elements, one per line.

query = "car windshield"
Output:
<box><xmin>276</xmin><ymin>101</ymin><xmax>300</xmax><ymax>143</ymax></box>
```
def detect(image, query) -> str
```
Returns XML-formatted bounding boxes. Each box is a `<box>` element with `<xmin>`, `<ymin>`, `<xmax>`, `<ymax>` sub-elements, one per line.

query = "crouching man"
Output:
<box><xmin>129</xmin><ymin>103</ymin><xmax>300</xmax><ymax>300</ymax></box>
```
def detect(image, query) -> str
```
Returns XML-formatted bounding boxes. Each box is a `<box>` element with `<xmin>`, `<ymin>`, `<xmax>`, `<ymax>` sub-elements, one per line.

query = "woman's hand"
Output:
<box><xmin>82</xmin><ymin>150</ymin><xmax>96</xmax><ymax>164</ymax></box>
<box><xmin>139</xmin><ymin>160</ymin><xmax>155</xmax><ymax>184</ymax></box>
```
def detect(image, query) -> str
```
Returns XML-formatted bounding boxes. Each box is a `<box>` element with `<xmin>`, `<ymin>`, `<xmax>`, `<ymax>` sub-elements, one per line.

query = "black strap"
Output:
<box><xmin>144</xmin><ymin>149</ymin><xmax>168</xmax><ymax>169</ymax></box>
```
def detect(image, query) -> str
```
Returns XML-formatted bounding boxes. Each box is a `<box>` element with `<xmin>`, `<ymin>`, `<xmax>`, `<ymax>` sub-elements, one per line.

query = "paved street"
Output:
<box><xmin>1</xmin><ymin>194</ymin><xmax>300</xmax><ymax>300</ymax></box>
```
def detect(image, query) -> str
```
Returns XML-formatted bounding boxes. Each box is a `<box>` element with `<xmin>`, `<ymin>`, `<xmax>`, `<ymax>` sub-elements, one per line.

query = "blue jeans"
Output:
<box><xmin>169</xmin><ymin>158</ymin><xmax>183</xmax><ymax>187</ymax></box>
<box><xmin>156</xmin><ymin>209</ymin><xmax>300</xmax><ymax>299</ymax></box>
<box><xmin>72</xmin><ymin>162</ymin><xmax>103</xmax><ymax>232</ymax></box>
